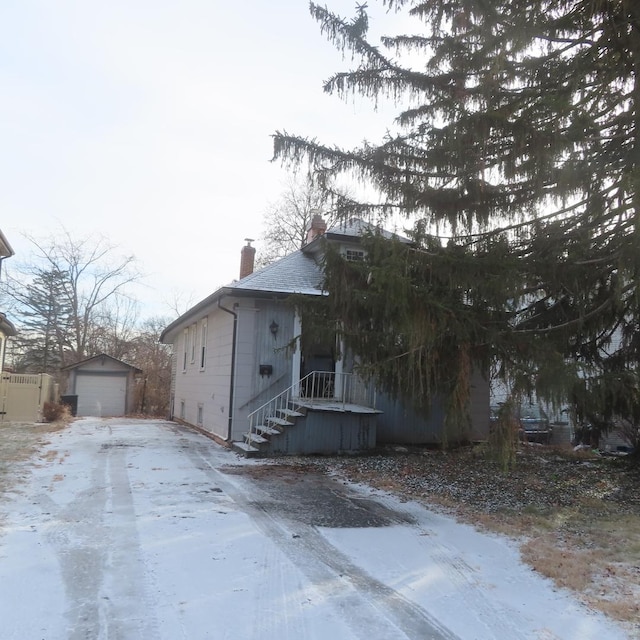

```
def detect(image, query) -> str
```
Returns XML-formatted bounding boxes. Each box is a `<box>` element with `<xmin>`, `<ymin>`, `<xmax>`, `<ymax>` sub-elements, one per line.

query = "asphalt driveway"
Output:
<box><xmin>0</xmin><ymin>418</ymin><xmax>629</xmax><ymax>639</ymax></box>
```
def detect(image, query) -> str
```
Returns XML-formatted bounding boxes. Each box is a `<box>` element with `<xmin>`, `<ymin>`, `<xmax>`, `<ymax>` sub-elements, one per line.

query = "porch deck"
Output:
<box><xmin>294</xmin><ymin>398</ymin><xmax>381</xmax><ymax>414</ymax></box>
<box><xmin>236</xmin><ymin>371</ymin><xmax>380</xmax><ymax>456</ymax></box>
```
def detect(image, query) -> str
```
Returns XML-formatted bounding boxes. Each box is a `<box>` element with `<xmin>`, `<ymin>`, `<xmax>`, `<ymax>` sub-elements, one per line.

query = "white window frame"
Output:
<box><xmin>197</xmin><ymin>403</ymin><xmax>203</xmax><ymax>426</ymax></box>
<box><xmin>182</xmin><ymin>329</ymin><xmax>188</xmax><ymax>372</ymax></box>
<box><xmin>345</xmin><ymin>248</ymin><xmax>365</xmax><ymax>262</ymax></box>
<box><xmin>200</xmin><ymin>318</ymin><xmax>207</xmax><ymax>370</ymax></box>
<box><xmin>189</xmin><ymin>324</ymin><xmax>196</xmax><ymax>363</ymax></box>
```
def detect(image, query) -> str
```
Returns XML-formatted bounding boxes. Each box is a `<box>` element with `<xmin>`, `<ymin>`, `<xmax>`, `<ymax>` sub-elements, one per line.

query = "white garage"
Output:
<box><xmin>62</xmin><ymin>354</ymin><xmax>142</xmax><ymax>417</ymax></box>
<box><xmin>75</xmin><ymin>372</ymin><xmax>127</xmax><ymax>417</ymax></box>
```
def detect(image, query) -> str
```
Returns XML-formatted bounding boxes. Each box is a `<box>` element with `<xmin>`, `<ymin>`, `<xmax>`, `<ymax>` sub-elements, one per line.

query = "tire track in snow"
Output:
<box><xmin>322</xmin><ymin>484</ymin><xmax>564</xmax><ymax>640</ymax></box>
<box><xmin>40</xmin><ymin>440</ymin><xmax>158</xmax><ymax>639</ymax></box>
<box><xmin>188</xmin><ymin>444</ymin><xmax>458</xmax><ymax>640</ymax></box>
<box><xmin>364</xmin><ymin>487</ymin><xmax>565</xmax><ymax>640</ymax></box>
<box><xmin>250</xmin><ymin>531</ymin><xmax>311</xmax><ymax>639</ymax></box>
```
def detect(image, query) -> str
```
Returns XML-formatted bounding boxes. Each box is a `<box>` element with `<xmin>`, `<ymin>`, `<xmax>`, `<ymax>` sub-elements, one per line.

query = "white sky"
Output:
<box><xmin>0</xmin><ymin>1</ymin><xmax>408</xmax><ymax>320</ymax></box>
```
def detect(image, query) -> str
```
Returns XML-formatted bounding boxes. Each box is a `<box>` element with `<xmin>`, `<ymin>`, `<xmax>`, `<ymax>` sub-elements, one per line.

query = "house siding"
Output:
<box><xmin>232</xmin><ymin>299</ymin><xmax>296</xmax><ymax>441</ymax></box>
<box><xmin>376</xmin><ymin>368</ymin><xmax>490</xmax><ymax>444</ymax></box>
<box><xmin>170</xmin><ymin>297</ymin><xmax>299</xmax><ymax>442</ymax></box>
<box><xmin>231</xmin><ymin>302</ymin><xmax>257</xmax><ymax>440</ymax></box>
<box><xmin>469</xmin><ymin>370</ymin><xmax>490</xmax><ymax>440</ymax></box>
<box><xmin>172</xmin><ymin>305</ymin><xmax>234</xmax><ymax>441</ymax></box>
<box><xmin>267</xmin><ymin>410</ymin><xmax>377</xmax><ymax>455</ymax></box>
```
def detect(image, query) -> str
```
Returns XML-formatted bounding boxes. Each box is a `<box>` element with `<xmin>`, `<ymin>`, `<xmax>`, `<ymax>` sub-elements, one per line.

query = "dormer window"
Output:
<box><xmin>345</xmin><ymin>249</ymin><xmax>365</xmax><ymax>262</ymax></box>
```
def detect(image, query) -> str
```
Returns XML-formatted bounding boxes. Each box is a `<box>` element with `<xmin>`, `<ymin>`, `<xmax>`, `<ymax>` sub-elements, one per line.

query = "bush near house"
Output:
<box><xmin>41</xmin><ymin>401</ymin><xmax>70</xmax><ymax>423</ymax></box>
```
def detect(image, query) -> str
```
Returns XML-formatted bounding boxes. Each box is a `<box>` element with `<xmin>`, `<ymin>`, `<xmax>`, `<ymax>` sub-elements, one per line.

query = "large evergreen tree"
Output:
<box><xmin>274</xmin><ymin>1</ymin><xmax>640</xmax><ymax>441</ymax></box>
<box><xmin>11</xmin><ymin>269</ymin><xmax>72</xmax><ymax>373</ymax></box>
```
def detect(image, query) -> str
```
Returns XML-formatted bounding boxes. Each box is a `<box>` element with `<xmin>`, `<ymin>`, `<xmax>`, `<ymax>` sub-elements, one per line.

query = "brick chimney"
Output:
<box><xmin>239</xmin><ymin>238</ymin><xmax>256</xmax><ymax>279</ymax></box>
<box><xmin>305</xmin><ymin>212</ymin><xmax>327</xmax><ymax>245</ymax></box>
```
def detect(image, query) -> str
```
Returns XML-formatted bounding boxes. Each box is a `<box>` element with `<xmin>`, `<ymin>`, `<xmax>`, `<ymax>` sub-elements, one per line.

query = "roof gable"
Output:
<box><xmin>0</xmin><ymin>229</ymin><xmax>14</xmax><ymax>258</ymax></box>
<box><xmin>326</xmin><ymin>218</ymin><xmax>409</xmax><ymax>242</ymax></box>
<box><xmin>61</xmin><ymin>353</ymin><xmax>142</xmax><ymax>373</ymax></box>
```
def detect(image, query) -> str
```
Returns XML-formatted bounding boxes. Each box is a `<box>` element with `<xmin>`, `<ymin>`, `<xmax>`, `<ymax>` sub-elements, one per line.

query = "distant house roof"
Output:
<box><xmin>0</xmin><ymin>230</ymin><xmax>14</xmax><ymax>259</ymax></box>
<box><xmin>160</xmin><ymin>217</ymin><xmax>406</xmax><ymax>343</ymax></box>
<box><xmin>325</xmin><ymin>218</ymin><xmax>410</xmax><ymax>243</ymax></box>
<box><xmin>0</xmin><ymin>312</ymin><xmax>16</xmax><ymax>337</ymax></box>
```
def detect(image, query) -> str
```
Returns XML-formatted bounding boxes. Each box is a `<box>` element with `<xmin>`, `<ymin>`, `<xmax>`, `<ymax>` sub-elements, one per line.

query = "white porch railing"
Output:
<box><xmin>245</xmin><ymin>371</ymin><xmax>375</xmax><ymax>447</ymax></box>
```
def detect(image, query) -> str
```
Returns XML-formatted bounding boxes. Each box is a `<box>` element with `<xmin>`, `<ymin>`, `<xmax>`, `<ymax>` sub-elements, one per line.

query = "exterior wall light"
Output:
<box><xmin>269</xmin><ymin>320</ymin><xmax>279</xmax><ymax>338</ymax></box>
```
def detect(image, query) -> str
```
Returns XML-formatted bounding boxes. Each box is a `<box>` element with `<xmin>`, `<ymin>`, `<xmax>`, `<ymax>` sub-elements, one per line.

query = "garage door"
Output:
<box><xmin>76</xmin><ymin>373</ymin><xmax>127</xmax><ymax>417</ymax></box>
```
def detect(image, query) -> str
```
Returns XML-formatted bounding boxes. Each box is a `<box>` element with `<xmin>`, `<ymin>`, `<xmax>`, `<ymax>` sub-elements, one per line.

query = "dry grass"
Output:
<box><xmin>0</xmin><ymin>420</ymin><xmax>69</xmax><ymax>501</ymax></box>
<box><xmin>521</xmin><ymin>538</ymin><xmax>594</xmax><ymax>591</ymax></box>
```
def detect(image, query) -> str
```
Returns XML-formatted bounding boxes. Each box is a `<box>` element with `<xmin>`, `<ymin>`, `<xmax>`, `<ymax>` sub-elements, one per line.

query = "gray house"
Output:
<box><xmin>160</xmin><ymin>218</ymin><xmax>489</xmax><ymax>455</ymax></box>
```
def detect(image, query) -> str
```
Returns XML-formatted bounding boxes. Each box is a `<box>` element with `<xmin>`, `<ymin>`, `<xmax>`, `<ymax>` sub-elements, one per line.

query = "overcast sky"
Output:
<box><xmin>1</xmin><ymin>1</ymin><xmax>409</xmax><ymax>320</ymax></box>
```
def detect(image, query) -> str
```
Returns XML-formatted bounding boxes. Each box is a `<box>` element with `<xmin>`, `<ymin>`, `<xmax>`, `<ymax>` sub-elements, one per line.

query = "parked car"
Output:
<box><xmin>490</xmin><ymin>402</ymin><xmax>553</xmax><ymax>444</ymax></box>
<box><xmin>517</xmin><ymin>403</ymin><xmax>552</xmax><ymax>444</ymax></box>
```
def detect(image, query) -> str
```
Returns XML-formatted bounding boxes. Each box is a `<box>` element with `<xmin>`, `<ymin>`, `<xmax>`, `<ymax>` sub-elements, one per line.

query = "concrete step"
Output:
<box><xmin>279</xmin><ymin>408</ymin><xmax>304</xmax><ymax>418</ymax></box>
<box><xmin>243</xmin><ymin>433</ymin><xmax>268</xmax><ymax>445</ymax></box>
<box><xmin>232</xmin><ymin>441</ymin><xmax>261</xmax><ymax>457</ymax></box>
<box><xmin>266</xmin><ymin>416</ymin><xmax>294</xmax><ymax>427</ymax></box>
<box><xmin>254</xmin><ymin>425</ymin><xmax>281</xmax><ymax>436</ymax></box>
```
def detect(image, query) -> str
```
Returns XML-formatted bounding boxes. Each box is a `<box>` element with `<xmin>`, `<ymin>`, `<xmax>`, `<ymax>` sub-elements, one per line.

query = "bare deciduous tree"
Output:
<box><xmin>3</xmin><ymin>227</ymin><xmax>141</xmax><ymax>369</ymax></box>
<box><xmin>124</xmin><ymin>316</ymin><xmax>172</xmax><ymax>416</ymax></box>
<box><xmin>257</xmin><ymin>175</ymin><xmax>343</xmax><ymax>268</ymax></box>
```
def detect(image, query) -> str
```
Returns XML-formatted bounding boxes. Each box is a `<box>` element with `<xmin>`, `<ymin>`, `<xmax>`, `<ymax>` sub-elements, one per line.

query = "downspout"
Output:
<box><xmin>218</xmin><ymin>297</ymin><xmax>238</xmax><ymax>441</ymax></box>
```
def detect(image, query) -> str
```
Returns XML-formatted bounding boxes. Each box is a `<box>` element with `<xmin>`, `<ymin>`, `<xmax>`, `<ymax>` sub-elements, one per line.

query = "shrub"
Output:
<box><xmin>42</xmin><ymin>401</ymin><xmax>70</xmax><ymax>423</ymax></box>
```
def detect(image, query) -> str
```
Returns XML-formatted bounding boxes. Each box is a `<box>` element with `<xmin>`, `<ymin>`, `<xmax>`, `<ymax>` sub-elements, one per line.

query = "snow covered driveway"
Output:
<box><xmin>0</xmin><ymin>418</ymin><xmax>630</xmax><ymax>639</ymax></box>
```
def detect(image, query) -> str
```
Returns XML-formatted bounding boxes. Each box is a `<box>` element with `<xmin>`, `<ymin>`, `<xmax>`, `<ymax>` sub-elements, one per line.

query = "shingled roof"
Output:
<box><xmin>324</xmin><ymin>218</ymin><xmax>408</xmax><ymax>243</ymax></box>
<box><xmin>161</xmin><ymin>218</ymin><xmax>403</xmax><ymax>342</ymax></box>
<box><xmin>160</xmin><ymin>248</ymin><xmax>324</xmax><ymax>342</ymax></box>
<box><xmin>231</xmin><ymin>249</ymin><xmax>324</xmax><ymax>297</ymax></box>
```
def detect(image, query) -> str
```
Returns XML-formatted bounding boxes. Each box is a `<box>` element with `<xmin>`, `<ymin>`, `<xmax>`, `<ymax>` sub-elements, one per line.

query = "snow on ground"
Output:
<box><xmin>0</xmin><ymin>418</ymin><xmax>632</xmax><ymax>639</ymax></box>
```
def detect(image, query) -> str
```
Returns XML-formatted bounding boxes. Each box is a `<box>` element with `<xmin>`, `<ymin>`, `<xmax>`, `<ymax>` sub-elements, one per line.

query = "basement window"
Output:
<box><xmin>197</xmin><ymin>403</ymin><xmax>203</xmax><ymax>426</ymax></box>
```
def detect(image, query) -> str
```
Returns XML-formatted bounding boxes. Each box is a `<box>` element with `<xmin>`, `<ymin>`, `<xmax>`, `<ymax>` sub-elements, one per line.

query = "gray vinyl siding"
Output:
<box><xmin>231</xmin><ymin>302</ymin><xmax>257</xmax><ymax>441</ymax></box>
<box><xmin>167</xmin><ymin>296</ymin><xmax>298</xmax><ymax>442</ymax></box>
<box><xmin>376</xmin><ymin>368</ymin><xmax>490</xmax><ymax>444</ymax></box>
<box><xmin>469</xmin><ymin>370</ymin><xmax>490</xmax><ymax>440</ymax></box>
<box><xmin>205</xmin><ymin>307</ymin><xmax>234</xmax><ymax>440</ymax></box>
<box><xmin>375</xmin><ymin>392</ymin><xmax>445</xmax><ymax>444</ymax></box>
<box><xmin>172</xmin><ymin>305</ymin><xmax>234</xmax><ymax>441</ymax></box>
<box><xmin>231</xmin><ymin>299</ymin><xmax>296</xmax><ymax>441</ymax></box>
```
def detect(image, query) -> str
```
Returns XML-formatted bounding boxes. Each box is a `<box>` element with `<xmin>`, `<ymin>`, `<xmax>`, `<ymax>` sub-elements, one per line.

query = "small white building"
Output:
<box><xmin>61</xmin><ymin>354</ymin><xmax>142</xmax><ymax>417</ymax></box>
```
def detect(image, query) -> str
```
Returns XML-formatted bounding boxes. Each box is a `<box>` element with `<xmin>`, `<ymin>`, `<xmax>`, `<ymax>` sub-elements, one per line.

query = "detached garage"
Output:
<box><xmin>62</xmin><ymin>354</ymin><xmax>142</xmax><ymax>417</ymax></box>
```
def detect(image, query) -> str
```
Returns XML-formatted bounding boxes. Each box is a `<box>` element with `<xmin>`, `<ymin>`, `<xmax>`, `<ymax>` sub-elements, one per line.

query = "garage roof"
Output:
<box><xmin>61</xmin><ymin>353</ymin><xmax>142</xmax><ymax>373</ymax></box>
